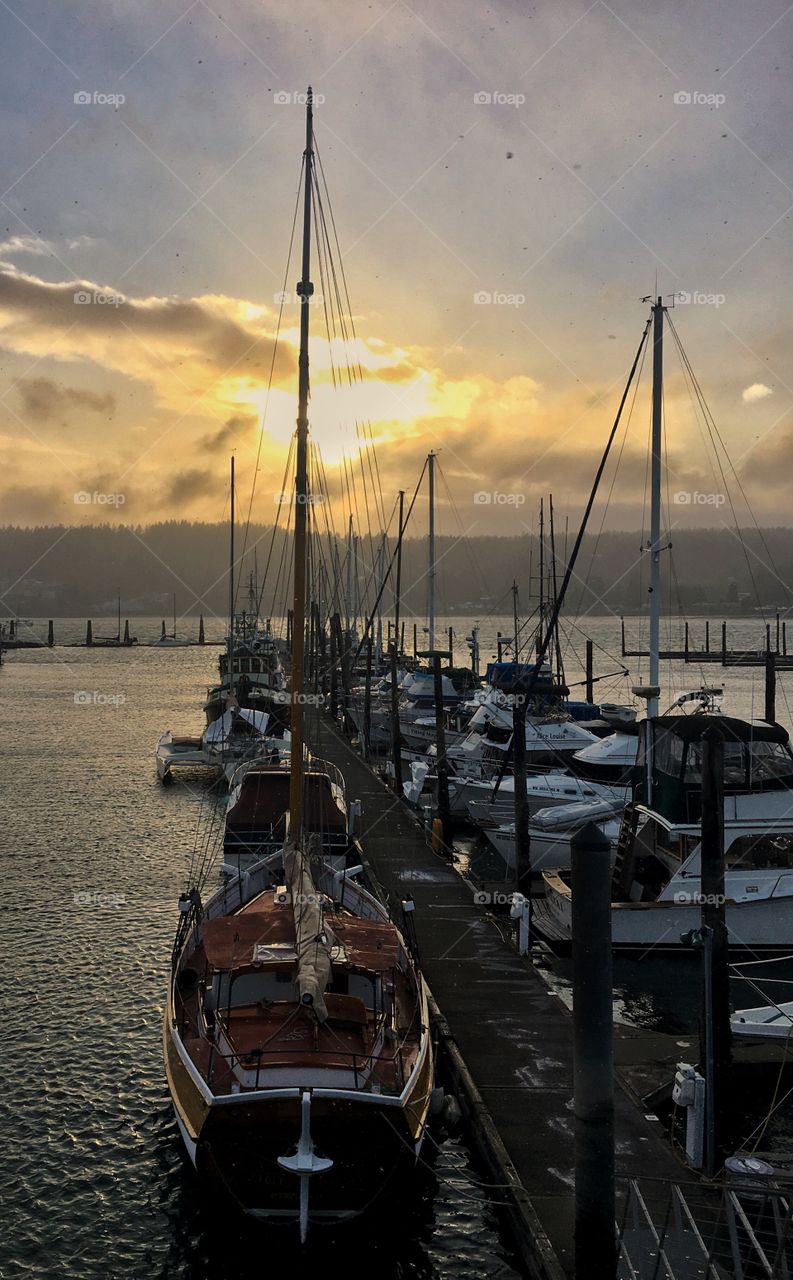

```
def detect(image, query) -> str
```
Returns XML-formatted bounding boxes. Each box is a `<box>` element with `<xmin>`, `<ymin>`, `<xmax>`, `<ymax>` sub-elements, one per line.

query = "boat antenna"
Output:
<box><xmin>289</xmin><ymin>86</ymin><xmax>314</xmax><ymax>840</ymax></box>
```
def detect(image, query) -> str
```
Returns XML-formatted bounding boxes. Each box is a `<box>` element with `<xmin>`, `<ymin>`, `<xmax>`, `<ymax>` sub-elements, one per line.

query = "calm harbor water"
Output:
<box><xmin>0</xmin><ymin>625</ymin><xmax>521</xmax><ymax>1280</ymax></box>
<box><xmin>2</xmin><ymin>612</ymin><xmax>792</xmax><ymax>1276</ymax></box>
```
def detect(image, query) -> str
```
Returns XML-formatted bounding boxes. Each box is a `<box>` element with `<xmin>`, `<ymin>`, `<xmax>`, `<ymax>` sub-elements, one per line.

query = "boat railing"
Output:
<box><xmin>194</xmin><ymin>1010</ymin><xmax>411</xmax><ymax>1097</ymax></box>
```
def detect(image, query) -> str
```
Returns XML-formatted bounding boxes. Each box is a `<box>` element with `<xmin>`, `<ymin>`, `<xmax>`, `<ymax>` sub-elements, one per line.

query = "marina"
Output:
<box><xmin>3</xmin><ymin>6</ymin><xmax>793</xmax><ymax>1278</ymax></box>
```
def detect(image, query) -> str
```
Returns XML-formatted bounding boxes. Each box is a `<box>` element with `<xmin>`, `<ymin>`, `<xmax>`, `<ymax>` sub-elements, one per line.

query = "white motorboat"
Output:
<box><xmin>731</xmin><ymin>1001</ymin><xmax>793</xmax><ymax>1040</ymax></box>
<box><xmin>533</xmin><ymin>713</ymin><xmax>793</xmax><ymax>951</ymax></box>
<box><xmin>481</xmin><ymin>801</ymin><xmax>623</xmax><ymax>871</ymax></box>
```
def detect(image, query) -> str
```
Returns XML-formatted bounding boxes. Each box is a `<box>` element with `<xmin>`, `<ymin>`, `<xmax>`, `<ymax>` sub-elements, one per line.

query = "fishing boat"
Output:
<box><xmin>164</xmin><ymin>89</ymin><xmax>434</xmax><ymax>1238</ymax></box>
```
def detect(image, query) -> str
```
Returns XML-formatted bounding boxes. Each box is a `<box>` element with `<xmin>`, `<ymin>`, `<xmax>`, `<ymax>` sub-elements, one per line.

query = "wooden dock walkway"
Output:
<box><xmin>310</xmin><ymin>714</ymin><xmax>695</xmax><ymax>1278</ymax></box>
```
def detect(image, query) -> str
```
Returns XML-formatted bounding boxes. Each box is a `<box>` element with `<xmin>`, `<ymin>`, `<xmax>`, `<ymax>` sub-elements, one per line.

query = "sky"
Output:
<box><xmin>0</xmin><ymin>0</ymin><xmax>791</xmax><ymax>540</ymax></box>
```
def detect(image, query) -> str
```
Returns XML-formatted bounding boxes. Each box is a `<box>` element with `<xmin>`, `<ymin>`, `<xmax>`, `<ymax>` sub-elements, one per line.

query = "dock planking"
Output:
<box><xmin>310</xmin><ymin>714</ymin><xmax>695</xmax><ymax>1278</ymax></box>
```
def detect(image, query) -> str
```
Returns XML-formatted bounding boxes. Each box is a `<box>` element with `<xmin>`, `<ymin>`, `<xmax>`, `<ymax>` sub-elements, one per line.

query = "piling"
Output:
<box><xmin>363</xmin><ymin>631</ymin><xmax>373</xmax><ymax>756</ymax></box>
<box><xmin>571</xmin><ymin>821</ymin><xmax>616</xmax><ymax>1278</ymax></box>
<box><xmin>585</xmin><ymin>639</ymin><xmax>594</xmax><ymax>704</ymax></box>
<box><xmin>47</xmin><ymin>620</ymin><xmax>54</xmax><ymax>647</ymax></box>
<box><xmin>766</xmin><ymin>650</ymin><xmax>777</xmax><ymax>723</ymax></box>
<box><xmin>432</xmin><ymin>652</ymin><xmax>451</xmax><ymax>852</ymax></box>
<box><xmin>512</xmin><ymin>692</ymin><xmax>532</xmax><ymax>898</ymax></box>
<box><xmin>198</xmin><ymin>614</ymin><xmax>205</xmax><ymax>644</ymax></box>
<box><xmin>700</xmin><ymin>726</ymin><xmax>732</xmax><ymax>1178</ymax></box>
<box><xmin>86</xmin><ymin>620</ymin><xmax>93</xmax><ymax>646</ymax></box>
<box><xmin>124</xmin><ymin>619</ymin><xmax>130</xmax><ymax>645</ymax></box>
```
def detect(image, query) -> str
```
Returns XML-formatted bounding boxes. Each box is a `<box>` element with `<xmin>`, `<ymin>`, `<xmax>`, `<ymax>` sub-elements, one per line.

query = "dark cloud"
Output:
<box><xmin>18</xmin><ymin>377</ymin><xmax>116</xmax><ymax>423</ymax></box>
<box><xmin>0</xmin><ymin>268</ymin><xmax>295</xmax><ymax>382</ymax></box>
<box><xmin>201</xmin><ymin>413</ymin><xmax>256</xmax><ymax>454</ymax></box>
<box><xmin>164</xmin><ymin>469</ymin><xmax>219</xmax><ymax>505</ymax></box>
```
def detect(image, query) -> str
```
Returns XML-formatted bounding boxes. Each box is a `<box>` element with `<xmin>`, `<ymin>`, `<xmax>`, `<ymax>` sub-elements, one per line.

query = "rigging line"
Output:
<box><xmin>314</xmin><ymin>141</ymin><xmax>386</xmax><ymax>529</ymax></box>
<box><xmin>236</xmin><ymin>155</ymin><xmax>305</xmax><ymax>607</ymax></box>
<box><xmin>667</xmin><ymin>314</ymin><xmax>773</xmax><ymax>615</ymax></box>
<box><xmin>255</xmin><ymin>435</ymin><xmax>295</xmax><ymax>624</ymax></box>
<box><xmin>667</xmin><ymin>312</ymin><xmax>781</xmax><ymax>581</ymax></box>
<box><xmin>574</xmin><ymin>330</ymin><xmax>648</xmax><ymax>626</ymax></box>
<box><xmin>491</xmin><ymin>315</ymin><xmax>652</xmax><ymax>795</ymax></box>
<box><xmin>344</xmin><ymin>460</ymin><xmax>428</xmax><ymax>671</ymax></box>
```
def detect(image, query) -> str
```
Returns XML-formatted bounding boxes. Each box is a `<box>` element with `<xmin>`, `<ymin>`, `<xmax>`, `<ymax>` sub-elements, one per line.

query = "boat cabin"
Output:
<box><xmin>635</xmin><ymin>715</ymin><xmax>793</xmax><ymax>823</ymax></box>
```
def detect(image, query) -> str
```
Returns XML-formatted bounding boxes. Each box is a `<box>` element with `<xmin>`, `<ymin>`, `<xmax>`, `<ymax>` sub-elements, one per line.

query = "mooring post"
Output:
<box><xmin>684</xmin><ymin>621</ymin><xmax>689</xmax><ymax>660</ymax></box>
<box><xmin>572</xmin><ymin>821</ymin><xmax>615</xmax><ymax>1279</ymax></box>
<box><xmin>47</xmin><ymin>619</ymin><xmax>54</xmax><ymax>647</ymax></box>
<box><xmin>512</xmin><ymin>688</ymin><xmax>532</xmax><ymax>900</ymax></box>
<box><xmin>585</xmin><ymin>639</ymin><xmax>594</xmax><ymax>704</ymax></box>
<box><xmin>705</xmin><ymin>619</ymin><xmax>710</xmax><ymax>653</ymax></box>
<box><xmin>329</xmin><ymin>614</ymin><xmax>339</xmax><ymax>719</ymax></box>
<box><xmin>432</xmin><ymin>651</ymin><xmax>451</xmax><ymax>853</ymax></box>
<box><xmin>497</xmin><ymin>631</ymin><xmax>503</xmax><ymax>662</ymax></box>
<box><xmin>198</xmin><ymin>614</ymin><xmax>205</xmax><ymax>644</ymax></box>
<box><xmin>721</xmin><ymin>621</ymin><xmax>727</xmax><ymax>664</ymax></box>
<box><xmin>700</xmin><ymin>726</ymin><xmax>731</xmax><ymax>1178</ymax></box>
<box><xmin>776</xmin><ymin>610</ymin><xmax>781</xmax><ymax>653</ymax></box>
<box><xmin>86</xmin><ymin>620</ymin><xmax>93</xmax><ymax>646</ymax></box>
<box><xmin>766</xmin><ymin>650</ymin><xmax>776</xmax><ymax>724</ymax></box>
<box><xmin>363</xmin><ymin>631</ymin><xmax>373</xmax><ymax>756</ymax></box>
<box><xmin>413</xmin><ymin>623</ymin><xmax>417</xmax><ymax>660</ymax></box>
<box><xmin>124</xmin><ymin>619</ymin><xmax>130</xmax><ymax>645</ymax></box>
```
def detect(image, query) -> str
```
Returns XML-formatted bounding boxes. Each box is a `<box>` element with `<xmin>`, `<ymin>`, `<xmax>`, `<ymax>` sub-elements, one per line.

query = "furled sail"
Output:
<box><xmin>283</xmin><ymin>838</ymin><xmax>335</xmax><ymax>1023</ymax></box>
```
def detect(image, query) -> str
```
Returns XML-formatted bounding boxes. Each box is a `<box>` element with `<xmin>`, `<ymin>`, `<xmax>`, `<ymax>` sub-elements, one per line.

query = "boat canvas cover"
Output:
<box><xmin>202</xmin><ymin>910</ymin><xmax>294</xmax><ymax>969</ymax></box>
<box><xmin>203</xmin><ymin>708</ymin><xmax>270</xmax><ymax>744</ymax></box>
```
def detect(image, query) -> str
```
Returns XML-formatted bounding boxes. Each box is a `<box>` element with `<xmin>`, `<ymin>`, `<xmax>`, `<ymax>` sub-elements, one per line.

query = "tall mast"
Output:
<box><xmin>427</xmin><ymin>450</ymin><xmax>436</xmax><ymax>652</ymax></box>
<box><xmin>288</xmin><ymin>87</ymin><xmax>314</xmax><ymax>837</ymax></box>
<box><xmin>227</xmin><ymin>455</ymin><xmax>235</xmax><ymax>697</ymax></box>
<box><xmin>648</xmin><ymin>298</ymin><xmax>664</xmax><ymax>720</ymax></box>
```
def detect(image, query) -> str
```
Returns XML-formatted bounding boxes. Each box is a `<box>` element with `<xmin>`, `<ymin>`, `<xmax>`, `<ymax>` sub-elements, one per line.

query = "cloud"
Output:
<box><xmin>0</xmin><ymin>234</ymin><xmax>95</xmax><ymax>261</ymax></box>
<box><xmin>201</xmin><ymin>413</ymin><xmax>258</xmax><ymax>454</ymax></box>
<box><xmin>18</xmin><ymin>377</ymin><xmax>116</xmax><ymax>423</ymax></box>
<box><xmin>742</xmin><ymin>383</ymin><xmax>773</xmax><ymax>403</ymax></box>
<box><xmin>164</xmin><ymin>469</ymin><xmax>220</xmax><ymax>505</ymax></box>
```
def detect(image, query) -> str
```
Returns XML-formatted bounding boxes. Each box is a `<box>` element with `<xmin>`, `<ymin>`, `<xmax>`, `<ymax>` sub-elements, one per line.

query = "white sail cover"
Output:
<box><xmin>202</xmin><ymin>708</ymin><xmax>269</xmax><ymax>744</ymax></box>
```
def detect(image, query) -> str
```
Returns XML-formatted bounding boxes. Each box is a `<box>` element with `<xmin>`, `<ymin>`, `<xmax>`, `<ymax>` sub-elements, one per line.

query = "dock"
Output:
<box><xmin>309</xmin><ymin>714</ymin><xmax>707</xmax><ymax>1278</ymax></box>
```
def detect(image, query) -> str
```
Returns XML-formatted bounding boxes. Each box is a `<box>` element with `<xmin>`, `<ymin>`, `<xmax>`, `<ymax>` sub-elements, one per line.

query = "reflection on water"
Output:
<box><xmin>0</xmin><ymin>641</ymin><xmax>519</xmax><ymax>1280</ymax></box>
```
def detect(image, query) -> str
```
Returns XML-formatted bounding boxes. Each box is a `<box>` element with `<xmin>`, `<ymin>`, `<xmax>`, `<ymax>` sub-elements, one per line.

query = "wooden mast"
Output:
<box><xmin>289</xmin><ymin>87</ymin><xmax>314</xmax><ymax>837</ymax></box>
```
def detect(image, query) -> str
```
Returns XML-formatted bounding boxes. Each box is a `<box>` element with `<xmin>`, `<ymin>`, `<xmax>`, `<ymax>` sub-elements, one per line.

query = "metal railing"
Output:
<box><xmin>617</xmin><ymin>1176</ymin><xmax>793</xmax><ymax>1278</ymax></box>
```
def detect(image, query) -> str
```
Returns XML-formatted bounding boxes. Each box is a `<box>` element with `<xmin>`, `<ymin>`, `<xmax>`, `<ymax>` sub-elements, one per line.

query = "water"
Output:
<box><xmin>2</xmin><ymin>612</ymin><xmax>792</xmax><ymax>1275</ymax></box>
<box><xmin>0</xmin><ymin>633</ymin><xmax>520</xmax><ymax>1280</ymax></box>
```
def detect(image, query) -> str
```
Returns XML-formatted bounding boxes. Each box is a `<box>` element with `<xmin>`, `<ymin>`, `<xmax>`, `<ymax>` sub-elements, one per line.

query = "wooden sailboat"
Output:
<box><xmin>164</xmin><ymin>88</ymin><xmax>434</xmax><ymax>1239</ymax></box>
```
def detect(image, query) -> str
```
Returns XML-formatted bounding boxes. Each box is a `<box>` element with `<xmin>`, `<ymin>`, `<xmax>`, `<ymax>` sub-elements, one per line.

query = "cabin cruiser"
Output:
<box><xmin>533</xmin><ymin>714</ymin><xmax>793</xmax><ymax>951</ymax></box>
<box><xmin>482</xmin><ymin>802</ymin><xmax>624</xmax><ymax>872</ymax></box>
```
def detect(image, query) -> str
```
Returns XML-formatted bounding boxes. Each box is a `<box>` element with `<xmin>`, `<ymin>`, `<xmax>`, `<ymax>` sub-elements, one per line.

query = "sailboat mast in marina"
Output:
<box><xmin>164</xmin><ymin>88</ymin><xmax>434</xmax><ymax>1241</ymax></box>
<box><xmin>288</xmin><ymin>85</ymin><xmax>314</xmax><ymax>839</ymax></box>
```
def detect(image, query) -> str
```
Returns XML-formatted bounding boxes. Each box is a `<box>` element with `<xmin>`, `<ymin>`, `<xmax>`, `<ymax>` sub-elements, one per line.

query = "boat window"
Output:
<box><xmin>684</xmin><ymin>740</ymin><xmax>746</xmax><ymax>787</ymax></box>
<box><xmin>726</xmin><ymin>834</ymin><xmax>793</xmax><ymax>869</ymax></box>
<box><xmin>748</xmin><ymin>741</ymin><xmax>793</xmax><ymax>785</ymax></box>
<box><xmin>654</xmin><ymin>727</ymin><xmax>685</xmax><ymax>775</ymax></box>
